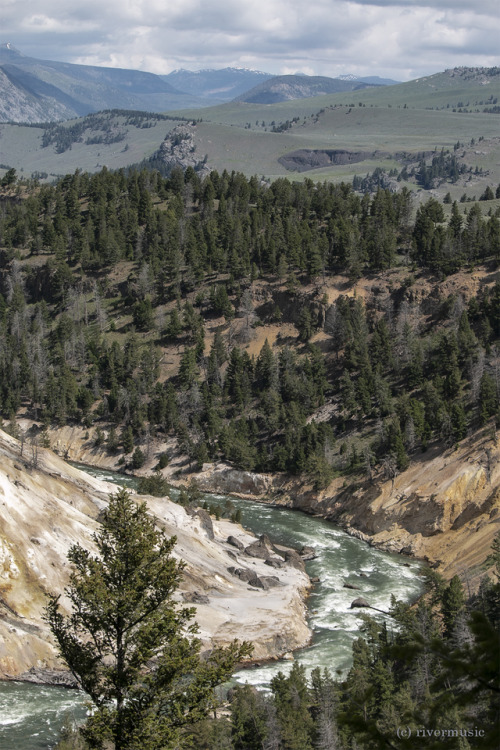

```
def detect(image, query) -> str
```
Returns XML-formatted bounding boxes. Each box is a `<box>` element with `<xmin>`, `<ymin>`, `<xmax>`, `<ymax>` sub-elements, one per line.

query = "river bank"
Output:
<box><xmin>0</xmin><ymin>428</ymin><xmax>312</xmax><ymax>685</ymax></box>
<box><xmin>39</xmin><ymin>421</ymin><xmax>500</xmax><ymax>584</ymax></box>
<box><xmin>0</xmin><ymin>454</ymin><xmax>424</xmax><ymax>750</ymax></box>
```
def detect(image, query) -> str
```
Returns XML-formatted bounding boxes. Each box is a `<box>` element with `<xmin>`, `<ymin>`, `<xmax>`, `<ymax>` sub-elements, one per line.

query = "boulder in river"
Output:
<box><xmin>343</xmin><ymin>582</ymin><xmax>361</xmax><ymax>590</ymax></box>
<box><xmin>283</xmin><ymin>550</ymin><xmax>306</xmax><ymax>571</ymax></box>
<box><xmin>350</xmin><ymin>597</ymin><xmax>371</xmax><ymax>608</ymax></box>
<box><xmin>299</xmin><ymin>546</ymin><xmax>317</xmax><ymax>560</ymax></box>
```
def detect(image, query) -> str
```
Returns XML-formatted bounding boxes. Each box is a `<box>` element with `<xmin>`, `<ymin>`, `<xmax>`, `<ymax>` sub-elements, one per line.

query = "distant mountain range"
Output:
<box><xmin>0</xmin><ymin>44</ymin><xmax>399</xmax><ymax>123</ymax></box>
<box><xmin>0</xmin><ymin>44</ymin><xmax>203</xmax><ymax>122</ymax></box>
<box><xmin>162</xmin><ymin>68</ymin><xmax>274</xmax><ymax>101</ymax></box>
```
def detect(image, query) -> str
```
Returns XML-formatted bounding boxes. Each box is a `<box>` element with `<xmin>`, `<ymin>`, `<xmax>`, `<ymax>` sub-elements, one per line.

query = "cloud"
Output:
<box><xmin>1</xmin><ymin>0</ymin><xmax>499</xmax><ymax>79</ymax></box>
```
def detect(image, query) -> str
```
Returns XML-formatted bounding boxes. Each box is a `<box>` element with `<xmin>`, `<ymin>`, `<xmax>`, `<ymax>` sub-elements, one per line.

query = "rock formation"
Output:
<box><xmin>0</xmin><ymin>429</ymin><xmax>311</xmax><ymax>682</ymax></box>
<box><xmin>157</xmin><ymin>124</ymin><xmax>210</xmax><ymax>177</ymax></box>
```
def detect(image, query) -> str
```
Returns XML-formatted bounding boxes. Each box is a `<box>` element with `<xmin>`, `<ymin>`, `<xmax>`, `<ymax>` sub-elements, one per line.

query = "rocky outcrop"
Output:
<box><xmin>283</xmin><ymin>550</ymin><xmax>307</xmax><ymax>571</ymax></box>
<box><xmin>227</xmin><ymin>567</ymin><xmax>281</xmax><ymax>591</ymax></box>
<box><xmin>0</xmin><ymin>429</ymin><xmax>311</xmax><ymax>682</ymax></box>
<box><xmin>245</xmin><ymin>534</ymin><xmax>276</xmax><ymax>560</ymax></box>
<box><xmin>193</xmin><ymin>463</ymin><xmax>274</xmax><ymax>497</ymax></box>
<box><xmin>157</xmin><ymin>124</ymin><xmax>210</xmax><ymax>177</ymax></box>
<box><xmin>13</xmin><ymin>667</ymin><xmax>78</xmax><ymax>688</ymax></box>
<box><xmin>331</xmin><ymin>430</ymin><xmax>500</xmax><ymax>582</ymax></box>
<box><xmin>186</xmin><ymin>506</ymin><xmax>214</xmax><ymax>540</ymax></box>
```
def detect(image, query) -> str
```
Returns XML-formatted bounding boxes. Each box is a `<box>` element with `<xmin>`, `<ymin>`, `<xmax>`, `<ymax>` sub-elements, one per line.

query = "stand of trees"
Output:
<box><xmin>0</xmin><ymin>167</ymin><xmax>499</xmax><ymax>486</ymax></box>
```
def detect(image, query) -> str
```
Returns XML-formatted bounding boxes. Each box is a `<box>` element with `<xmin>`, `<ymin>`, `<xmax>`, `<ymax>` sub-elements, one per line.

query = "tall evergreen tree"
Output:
<box><xmin>45</xmin><ymin>490</ymin><xmax>250</xmax><ymax>750</ymax></box>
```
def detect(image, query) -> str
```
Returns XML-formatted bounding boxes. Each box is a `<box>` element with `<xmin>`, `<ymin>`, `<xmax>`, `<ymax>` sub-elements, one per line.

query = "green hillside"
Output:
<box><xmin>1</xmin><ymin>66</ymin><xmax>499</xmax><ymax>206</ymax></box>
<box><xmin>0</xmin><ymin>112</ymin><xmax>182</xmax><ymax>180</ymax></box>
<box><xmin>175</xmin><ymin>67</ymin><xmax>500</xmax><ymax>123</ymax></box>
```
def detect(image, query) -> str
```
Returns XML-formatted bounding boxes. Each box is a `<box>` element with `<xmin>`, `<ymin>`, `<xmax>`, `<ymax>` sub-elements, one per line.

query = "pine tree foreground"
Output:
<box><xmin>45</xmin><ymin>489</ymin><xmax>251</xmax><ymax>750</ymax></box>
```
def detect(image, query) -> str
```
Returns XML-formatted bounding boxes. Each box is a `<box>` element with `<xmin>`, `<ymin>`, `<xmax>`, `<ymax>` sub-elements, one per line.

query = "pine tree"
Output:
<box><xmin>122</xmin><ymin>424</ymin><xmax>134</xmax><ymax>454</ymax></box>
<box><xmin>441</xmin><ymin>575</ymin><xmax>466</xmax><ymax>640</ymax></box>
<box><xmin>45</xmin><ymin>490</ymin><xmax>250</xmax><ymax>750</ymax></box>
<box><xmin>230</xmin><ymin>685</ymin><xmax>268</xmax><ymax>750</ymax></box>
<box><xmin>479</xmin><ymin>372</ymin><xmax>498</xmax><ymax>424</ymax></box>
<box><xmin>271</xmin><ymin>662</ymin><xmax>314</xmax><ymax>750</ymax></box>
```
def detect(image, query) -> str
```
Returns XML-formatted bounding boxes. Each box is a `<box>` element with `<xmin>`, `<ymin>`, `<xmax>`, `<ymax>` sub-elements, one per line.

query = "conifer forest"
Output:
<box><xmin>0</xmin><ymin>165</ymin><xmax>499</xmax><ymax>748</ymax></box>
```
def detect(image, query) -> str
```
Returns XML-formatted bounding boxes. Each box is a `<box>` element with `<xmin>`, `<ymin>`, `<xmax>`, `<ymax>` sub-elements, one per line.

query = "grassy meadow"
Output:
<box><xmin>1</xmin><ymin>67</ymin><xmax>499</xmax><ymax>205</ymax></box>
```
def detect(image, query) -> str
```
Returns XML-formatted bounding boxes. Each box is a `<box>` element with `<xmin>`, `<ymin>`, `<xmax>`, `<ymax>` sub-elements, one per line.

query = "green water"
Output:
<box><xmin>0</xmin><ymin>463</ymin><xmax>422</xmax><ymax>748</ymax></box>
<box><xmin>0</xmin><ymin>682</ymin><xmax>87</xmax><ymax>750</ymax></box>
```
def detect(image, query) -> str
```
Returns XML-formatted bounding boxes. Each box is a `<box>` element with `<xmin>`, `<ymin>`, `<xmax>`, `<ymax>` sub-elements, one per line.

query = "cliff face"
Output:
<box><xmin>37</xmin><ymin>420</ymin><xmax>500</xmax><ymax>582</ymax></box>
<box><xmin>190</xmin><ymin>427</ymin><xmax>500</xmax><ymax>582</ymax></box>
<box><xmin>328</xmin><ymin>429</ymin><xmax>500</xmax><ymax>580</ymax></box>
<box><xmin>36</xmin><ymin>418</ymin><xmax>500</xmax><ymax>578</ymax></box>
<box><xmin>0</xmin><ymin>429</ymin><xmax>310</xmax><ymax>681</ymax></box>
<box><xmin>3</xmin><ymin>416</ymin><xmax>498</xmax><ymax>681</ymax></box>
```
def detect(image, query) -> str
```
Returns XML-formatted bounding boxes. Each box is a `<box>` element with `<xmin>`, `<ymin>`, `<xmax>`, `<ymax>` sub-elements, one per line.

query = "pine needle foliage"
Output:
<box><xmin>45</xmin><ymin>489</ymin><xmax>251</xmax><ymax>750</ymax></box>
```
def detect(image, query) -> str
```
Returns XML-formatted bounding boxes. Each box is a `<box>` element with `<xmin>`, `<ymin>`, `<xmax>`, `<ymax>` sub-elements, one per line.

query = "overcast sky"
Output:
<box><xmin>2</xmin><ymin>0</ymin><xmax>499</xmax><ymax>81</ymax></box>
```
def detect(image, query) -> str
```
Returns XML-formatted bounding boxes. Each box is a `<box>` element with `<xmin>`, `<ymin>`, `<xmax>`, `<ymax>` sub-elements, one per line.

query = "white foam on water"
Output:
<box><xmin>57</xmin><ymin>468</ymin><xmax>424</xmax><ymax>697</ymax></box>
<box><xmin>0</xmin><ymin>718</ymin><xmax>24</xmax><ymax>726</ymax></box>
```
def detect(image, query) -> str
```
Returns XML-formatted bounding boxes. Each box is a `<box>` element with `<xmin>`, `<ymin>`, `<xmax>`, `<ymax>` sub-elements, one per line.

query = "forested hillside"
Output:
<box><xmin>0</xmin><ymin>167</ymin><xmax>499</xmax><ymax>490</ymax></box>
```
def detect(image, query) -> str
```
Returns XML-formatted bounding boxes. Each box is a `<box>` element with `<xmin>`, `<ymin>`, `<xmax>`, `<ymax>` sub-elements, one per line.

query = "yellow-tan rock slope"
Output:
<box><xmin>0</xmin><ymin>429</ymin><xmax>311</xmax><ymax>680</ymax></box>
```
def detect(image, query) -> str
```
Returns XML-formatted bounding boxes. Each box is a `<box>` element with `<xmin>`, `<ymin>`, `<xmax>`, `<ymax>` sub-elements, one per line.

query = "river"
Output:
<box><xmin>0</xmin><ymin>464</ymin><xmax>423</xmax><ymax>749</ymax></box>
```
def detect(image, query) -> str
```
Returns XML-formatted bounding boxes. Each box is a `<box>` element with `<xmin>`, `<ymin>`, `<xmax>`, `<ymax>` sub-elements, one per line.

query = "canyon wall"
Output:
<box><xmin>0</xmin><ymin>429</ymin><xmax>311</xmax><ymax>681</ymax></box>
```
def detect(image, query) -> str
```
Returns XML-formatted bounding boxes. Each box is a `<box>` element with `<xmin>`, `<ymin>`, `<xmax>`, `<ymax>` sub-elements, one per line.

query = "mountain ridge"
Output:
<box><xmin>0</xmin><ymin>45</ymin><xmax>213</xmax><ymax>122</ymax></box>
<box><xmin>233</xmin><ymin>74</ymin><xmax>383</xmax><ymax>103</ymax></box>
<box><xmin>0</xmin><ymin>45</ymin><xmax>400</xmax><ymax>123</ymax></box>
<box><xmin>162</xmin><ymin>67</ymin><xmax>273</xmax><ymax>100</ymax></box>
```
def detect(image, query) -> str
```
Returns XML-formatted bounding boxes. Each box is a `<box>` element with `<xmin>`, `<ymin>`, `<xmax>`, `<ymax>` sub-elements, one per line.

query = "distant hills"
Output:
<box><xmin>0</xmin><ymin>44</ymin><xmax>399</xmax><ymax>123</ymax></box>
<box><xmin>1</xmin><ymin>52</ymin><xmax>499</xmax><ymax>200</ymax></box>
<box><xmin>234</xmin><ymin>74</ymin><xmax>387</xmax><ymax>104</ymax></box>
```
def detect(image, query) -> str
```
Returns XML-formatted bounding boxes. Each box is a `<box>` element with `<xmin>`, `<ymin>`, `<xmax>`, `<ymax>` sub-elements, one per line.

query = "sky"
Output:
<box><xmin>1</xmin><ymin>0</ymin><xmax>499</xmax><ymax>81</ymax></box>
